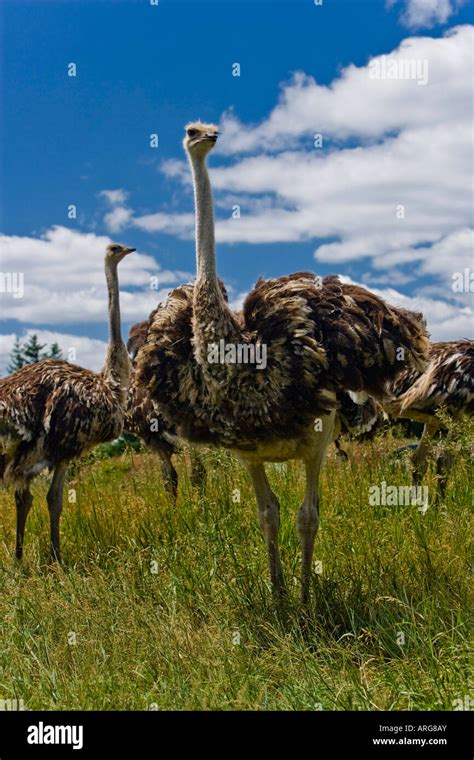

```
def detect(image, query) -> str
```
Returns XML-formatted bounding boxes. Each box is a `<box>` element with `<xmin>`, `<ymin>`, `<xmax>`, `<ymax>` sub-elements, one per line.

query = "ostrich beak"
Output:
<box><xmin>124</xmin><ymin>247</ymin><xmax>136</xmax><ymax>254</ymax></box>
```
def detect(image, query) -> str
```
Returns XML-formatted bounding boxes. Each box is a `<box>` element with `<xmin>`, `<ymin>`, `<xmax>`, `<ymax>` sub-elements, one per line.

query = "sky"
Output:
<box><xmin>0</xmin><ymin>0</ymin><xmax>473</xmax><ymax>373</ymax></box>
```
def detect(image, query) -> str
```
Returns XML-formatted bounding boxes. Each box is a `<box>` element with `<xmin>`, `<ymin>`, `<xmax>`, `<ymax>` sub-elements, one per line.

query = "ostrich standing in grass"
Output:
<box><xmin>126</xmin><ymin>315</ymin><xmax>180</xmax><ymax>499</ymax></box>
<box><xmin>0</xmin><ymin>243</ymin><xmax>135</xmax><ymax>562</ymax></box>
<box><xmin>135</xmin><ymin>122</ymin><xmax>429</xmax><ymax>603</ymax></box>
<box><xmin>386</xmin><ymin>340</ymin><xmax>473</xmax><ymax>495</ymax></box>
<box><xmin>125</xmin><ymin>305</ymin><xmax>208</xmax><ymax>501</ymax></box>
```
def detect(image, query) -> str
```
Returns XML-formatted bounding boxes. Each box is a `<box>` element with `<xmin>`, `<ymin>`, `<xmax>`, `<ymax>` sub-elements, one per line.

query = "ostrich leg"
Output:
<box><xmin>412</xmin><ymin>420</ymin><xmax>439</xmax><ymax>486</ymax></box>
<box><xmin>15</xmin><ymin>487</ymin><xmax>33</xmax><ymax>560</ymax></box>
<box><xmin>47</xmin><ymin>462</ymin><xmax>68</xmax><ymax>562</ymax></box>
<box><xmin>435</xmin><ymin>428</ymin><xmax>455</xmax><ymax>503</ymax></box>
<box><xmin>246</xmin><ymin>462</ymin><xmax>286</xmax><ymax>598</ymax></box>
<box><xmin>298</xmin><ymin>412</ymin><xmax>335</xmax><ymax>605</ymax></box>
<box><xmin>190</xmin><ymin>448</ymin><xmax>206</xmax><ymax>490</ymax></box>
<box><xmin>158</xmin><ymin>450</ymin><xmax>178</xmax><ymax>502</ymax></box>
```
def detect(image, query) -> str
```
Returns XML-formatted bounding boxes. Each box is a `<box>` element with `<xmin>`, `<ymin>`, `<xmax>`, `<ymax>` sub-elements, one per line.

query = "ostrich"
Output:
<box><xmin>0</xmin><ymin>243</ymin><xmax>135</xmax><ymax>562</ymax></box>
<box><xmin>125</xmin><ymin>307</ymin><xmax>208</xmax><ymax>501</ymax></box>
<box><xmin>125</xmin><ymin>316</ymin><xmax>180</xmax><ymax>499</ymax></box>
<box><xmin>135</xmin><ymin>122</ymin><xmax>429</xmax><ymax>603</ymax></box>
<box><xmin>386</xmin><ymin>340</ymin><xmax>473</xmax><ymax>495</ymax></box>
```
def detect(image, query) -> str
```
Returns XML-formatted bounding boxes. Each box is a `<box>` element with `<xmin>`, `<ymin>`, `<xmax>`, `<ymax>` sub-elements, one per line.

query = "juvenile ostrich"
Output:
<box><xmin>0</xmin><ymin>243</ymin><xmax>135</xmax><ymax>561</ymax></box>
<box><xmin>135</xmin><ymin>122</ymin><xmax>429</xmax><ymax>603</ymax></box>
<box><xmin>386</xmin><ymin>340</ymin><xmax>473</xmax><ymax>495</ymax></box>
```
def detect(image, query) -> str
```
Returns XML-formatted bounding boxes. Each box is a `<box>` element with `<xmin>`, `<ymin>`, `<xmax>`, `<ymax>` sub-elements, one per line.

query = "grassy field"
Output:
<box><xmin>0</xmin><ymin>423</ymin><xmax>472</xmax><ymax>711</ymax></box>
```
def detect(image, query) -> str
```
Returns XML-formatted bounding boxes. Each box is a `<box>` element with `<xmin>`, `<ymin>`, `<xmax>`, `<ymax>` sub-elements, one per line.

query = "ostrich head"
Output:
<box><xmin>105</xmin><ymin>243</ymin><xmax>136</xmax><ymax>263</ymax></box>
<box><xmin>183</xmin><ymin>121</ymin><xmax>219</xmax><ymax>158</ymax></box>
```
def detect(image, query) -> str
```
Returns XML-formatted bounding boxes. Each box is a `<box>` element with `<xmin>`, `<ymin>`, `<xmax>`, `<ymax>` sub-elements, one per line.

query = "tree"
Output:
<box><xmin>6</xmin><ymin>338</ymin><xmax>25</xmax><ymax>374</ymax></box>
<box><xmin>46</xmin><ymin>342</ymin><xmax>63</xmax><ymax>360</ymax></box>
<box><xmin>22</xmin><ymin>334</ymin><xmax>46</xmax><ymax>364</ymax></box>
<box><xmin>6</xmin><ymin>335</ymin><xmax>63</xmax><ymax>375</ymax></box>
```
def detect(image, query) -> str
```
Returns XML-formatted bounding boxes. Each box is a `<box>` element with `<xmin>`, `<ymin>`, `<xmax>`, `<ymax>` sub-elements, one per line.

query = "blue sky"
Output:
<box><xmin>1</xmin><ymin>0</ymin><xmax>473</xmax><ymax>371</ymax></box>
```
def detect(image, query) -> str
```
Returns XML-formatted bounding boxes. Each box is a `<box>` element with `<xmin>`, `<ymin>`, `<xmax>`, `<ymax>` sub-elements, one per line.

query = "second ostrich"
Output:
<box><xmin>0</xmin><ymin>243</ymin><xmax>135</xmax><ymax>561</ymax></box>
<box><xmin>125</xmin><ymin>310</ymin><xmax>208</xmax><ymax>500</ymax></box>
<box><xmin>136</xmin><ymin>122</ymin><xmax>430</xmax><ymax>603</ymax></box>
<box><xmin>386</xmin><ymin>340</ymin><xmax>473</xmax><ymax>495</ymax></box>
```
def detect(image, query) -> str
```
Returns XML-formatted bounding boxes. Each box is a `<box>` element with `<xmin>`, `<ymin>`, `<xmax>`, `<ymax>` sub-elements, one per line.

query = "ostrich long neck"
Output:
<box><xmin>101</xmin><ymin>258</ymin><xmax>130</xmax><ymax>401</ymax></box>
<box><xmin>190</xmin><ymin>154</ymin><xmax>239</xmax><ymax>363</ymax></box>
<box><xmin>191</xmin><ymin>155</ymin><xmax>217</xmax><ymax>281</ymax></box>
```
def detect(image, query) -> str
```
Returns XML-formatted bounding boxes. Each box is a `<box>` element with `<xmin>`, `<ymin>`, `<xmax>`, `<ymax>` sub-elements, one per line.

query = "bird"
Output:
<box><xmin>135</xmin><ymin>121</ymin><xmax>430</xmax><ymax>603</ymax></box>
<box><xmin>0</xmin><ymin>243</ymin><xmax>135</xmax><ymax>562</ymax></box>
<box><xmin>125</xmin><ymin>302</ymin><xmax>210</xmax><ymax>501</ymax></box>
<box><xmin>125</xmin><ymin>315</ymin><xmax>180</xmax><ymax>499</ymax></box>
<box><xmin>386</xmin><ymin>340</ymin><xmax>473</xmax><ymax>496</ymax></box>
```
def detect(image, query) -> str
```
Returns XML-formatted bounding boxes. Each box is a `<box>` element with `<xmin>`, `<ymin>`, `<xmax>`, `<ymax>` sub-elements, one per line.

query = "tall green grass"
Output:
<box><xmin>0</xmin><ymin>423</ymin><xmax>472</xmax><ymax>710</ymax></box>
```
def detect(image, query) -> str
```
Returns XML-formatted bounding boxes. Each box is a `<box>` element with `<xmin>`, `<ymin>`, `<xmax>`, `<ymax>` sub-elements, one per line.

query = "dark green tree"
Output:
<box><xmin>46</xmin><ymin>342</ymin><xmax>63</xmax><ymax>360</ymax></box>
<box><xmin>6</xmin><ymin>335</ymin><xmax>63</xmax><ymax>376</ymax></box>
<box><xmin>6</xmin><ymin>337</ymin><xmax>25</xmax><ymax>374</ymax></box>
<box><xmin>22</xmin><ymin>334</ymin><xmax>46</xmax><ymax>364</ymax></box>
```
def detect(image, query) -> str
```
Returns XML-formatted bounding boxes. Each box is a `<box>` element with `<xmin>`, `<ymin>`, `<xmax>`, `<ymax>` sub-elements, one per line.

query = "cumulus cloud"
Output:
<box><xmin>99</xmin><ymin>188</ymin><xmax>134</xmax><ymax>233</ymax></box>
<box><xmin>104</xmin><ymin>206</ymin><xmax>134</xmax><ymax>233</ymax></box>
<box><xmin>132</xmin><ymin>212</ymin><xmax>195</xmax><ymax>236</ymax></box>
<box><xmin>0</xmin><ymin>226</ymin><xmax>192</xmax><ymax>325</ymax></box>
<box><xmin>99</xmin><ymin>188</ymin><xmax>128</xmax><ymax>206</ymax></box>
<box><xmin>215</xmin><ymin>27</ymin><xmax>471</xmax><ymax>154</ymax></box>
<box><xmin>340</xmin><ymin>275</ymin><xmax>473</xmax><ymax>342</ymax></box>
<box><xmin>390</xmin><ymin>0</ymin><xmax>466</xmax><ymax>30</ymax></box>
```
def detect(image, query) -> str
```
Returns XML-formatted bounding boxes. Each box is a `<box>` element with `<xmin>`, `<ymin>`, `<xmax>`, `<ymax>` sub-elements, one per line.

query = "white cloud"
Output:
<box><xmin>99</xmin><ymin>188</ymin><xmax>134</xmax><ymax>233</ymax></box>
<box><xmin>215</xmin><ymin>27</ymin><xmax>472</xmax><ymax>154</ymax></box>
<box><xmin>0</xmin><ymin>330</ymin><xmax>108</xmax><ymax>375</ymax></box>
<box><xmin>104</xmin><ymin>206</ymin><xmax>133</xmax><ymax>233</ymax></box>
<box><xmin>99</xmin><ymin>188</ymin><xmax>128</xmax><ymax>205</ymax></box>
<box><xmin>132</xmin><ymin>212</ymin><xmax>195</xmax><ymax>236</ymax></box>
<box><xmin>0</xmin><ymin>226</ymin><xmax>192</xmax><ymax>325</ymax></box>
<box><xmin>339</xmin><ymin>276</ymin><xmax>473</xmax><ymax>342</ymax></box>
<box><xmin>393</xmin><ymin>0</ymin><xmax>466</xmax><ymax>30</ymax></box>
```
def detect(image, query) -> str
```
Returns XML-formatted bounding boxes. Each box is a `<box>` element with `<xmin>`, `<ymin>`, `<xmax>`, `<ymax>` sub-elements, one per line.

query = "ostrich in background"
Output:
<box><xmin>125</xmin><ymin>306</ymin><xmax>208</xmax><ymax>502</ymax></box>
<box><xmin>125</xmin><ymin>315</ymin><xmax>180</xmax><ymax>499</ymax></box>
<box><xmin>135</xmin><ymin>122</ymin><xmax>429</xmax><ymax>603</ymax></box>
<box><xmin>0</xmin><ymin>243</ymin><xmax>135</xmax><ymax>562</ymax></box>
<box><xmin>386</xmin><ymin>340</ymin><xmax>473</xmax><ymax>496</ymax></box>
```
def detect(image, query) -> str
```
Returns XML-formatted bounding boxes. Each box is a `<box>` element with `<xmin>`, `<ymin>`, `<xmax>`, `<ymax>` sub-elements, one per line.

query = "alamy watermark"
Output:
<box><xmin>452</xmin><ymin>268</ymin><xmax>473</xmax><ymax>293</ymax></box>
<box><xmin>369</xmin><ymin>56</ymin><xmax>429</xmax><ymax>86</ymax></box>
<box><xmin>0</xmin><ymin>698</ymin><xmax>25</xmax><ymax>710</ymax></box>
<box><xmin>368</xmin><ymin>480</ymin><xmax>429</xmax><ymax>513</ymax></box>
<box><xmin>0</xmin><ymin>272</ymin><xmax>24</xmax><ymax>299</ymax></box>
<box><xmin>27</xmin><ymin>722</ymin><xmax>83</xmax><ymax>750</ymax></box>
<box><xmin>207</xmin><ymin>339</ymin><xmax>267</xmax><ymax>370</ymax></box>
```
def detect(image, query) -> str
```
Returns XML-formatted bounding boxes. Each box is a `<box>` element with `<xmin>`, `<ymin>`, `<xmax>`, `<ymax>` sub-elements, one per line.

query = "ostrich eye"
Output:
<box><xmin>111</xmin><ymin>246</ymin><xmax>120</xmax><ymax>253</ymax></box>
<box><xmin>187</xmin><ymin>129</ymin><xmax>197</xmax><ymax>137</ymax></box>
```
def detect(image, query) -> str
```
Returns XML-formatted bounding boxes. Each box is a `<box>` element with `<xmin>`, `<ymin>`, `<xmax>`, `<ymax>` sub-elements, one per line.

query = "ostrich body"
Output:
<box><xmin>0</xmin><ymin>243</ymin><xmax>135</xmax><ymax>561</ymax></box>
<box><xmin>386</xmin><ymin>340</ymin><xmax>473</xmax><ymax>492</ymax></box>
<box><xmin>135</xmin><ymin>122</ymin><xmax>429</xmax><ymax>602</ymax></box>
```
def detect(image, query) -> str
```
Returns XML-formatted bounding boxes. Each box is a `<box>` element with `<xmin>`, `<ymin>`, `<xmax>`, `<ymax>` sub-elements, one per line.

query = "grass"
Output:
<box><xmin>0</xmin><ymin>422</ymin><xmax>472</xmax><ymax>711</ymax></box>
